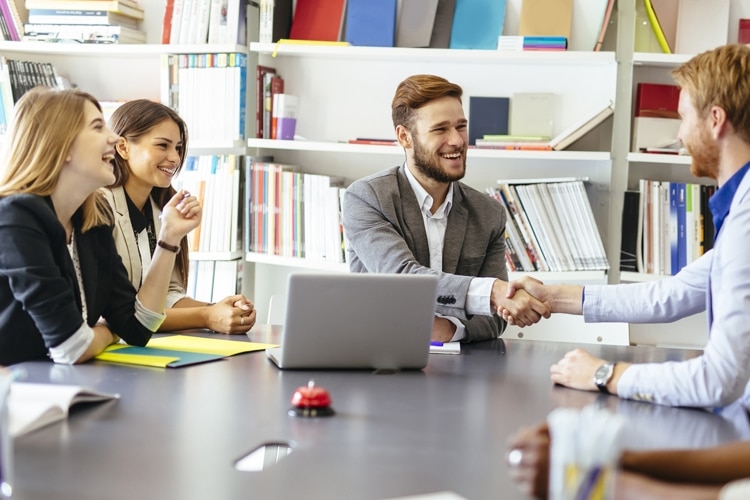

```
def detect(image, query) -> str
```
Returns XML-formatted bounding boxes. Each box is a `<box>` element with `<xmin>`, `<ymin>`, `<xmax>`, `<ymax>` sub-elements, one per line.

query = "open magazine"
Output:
<box><xmin>8</xmin><ymin>383</ymin><xmax>119</xmax><ymax>438</ymax></box>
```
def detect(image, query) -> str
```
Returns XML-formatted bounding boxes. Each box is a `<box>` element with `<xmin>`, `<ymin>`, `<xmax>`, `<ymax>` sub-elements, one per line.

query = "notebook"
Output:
<box><xmin>266</xmin><ymin>273</ymin><xmax>439</xmax><ymax>370</ymax></box>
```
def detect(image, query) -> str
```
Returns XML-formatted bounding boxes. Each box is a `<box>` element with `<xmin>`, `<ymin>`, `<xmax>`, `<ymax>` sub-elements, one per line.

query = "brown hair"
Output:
<box><xmin>672</xmin><ymin>44</ymin><xmax>750</xmax><ymax>143</ymax></box>
<box><xmin>0</xmin><ymin>87</ymin><xmax>111</xmax><ymax>231</ymax></box>
<box><xmin>109</xmin><ymin>99</ymin><xmax>190</xmax><ymax>286</ymax></box>
<box><xmin>391</xmin><ymin>74</ymin><xmax>463</xmax><ymax>131</ymax></box>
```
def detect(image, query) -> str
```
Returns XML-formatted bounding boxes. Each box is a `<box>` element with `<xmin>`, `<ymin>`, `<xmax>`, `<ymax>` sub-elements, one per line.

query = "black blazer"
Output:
<box><xmin>0</xmin><ymin>194</ymin><xmax>152</xmax><ymax>365</ymax></box>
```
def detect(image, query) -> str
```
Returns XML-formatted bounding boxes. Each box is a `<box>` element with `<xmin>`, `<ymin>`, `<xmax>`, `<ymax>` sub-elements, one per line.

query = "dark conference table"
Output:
<box><xmin>12</xmin><ymin>326</ymin><xmax>748</xmax><ymax>500</ymax></box>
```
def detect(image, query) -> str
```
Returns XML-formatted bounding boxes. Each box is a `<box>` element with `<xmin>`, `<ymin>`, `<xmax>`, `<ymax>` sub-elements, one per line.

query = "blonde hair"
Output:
<box><xmin>0</xmin><ymin>87</ymin><xmax>111</xmax><ymax>231</ymax></box>
<box><xmin>672</xmin><ymin>44</ymin><xmax>750</xmax><ymax>143</ymax></box>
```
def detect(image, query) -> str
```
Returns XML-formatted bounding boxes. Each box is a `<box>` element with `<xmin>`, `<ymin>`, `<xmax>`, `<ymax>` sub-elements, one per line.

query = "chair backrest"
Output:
<box><xmin>266</xmin><ymin>293</ymin><xmax>287</xmax><ymax>325</ymax></box>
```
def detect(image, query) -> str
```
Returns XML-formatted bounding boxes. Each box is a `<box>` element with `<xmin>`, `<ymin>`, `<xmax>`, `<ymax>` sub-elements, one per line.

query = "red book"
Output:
<box><xmin>162</xmin><ymin>0</ymin><xmax>175</xmax><ymax>44</ymax></box>
<box><xmin>739</xmin><ymin>19</ymin><xmax>750</xmax><ymax>44</ymax></box>
<box><xmin>255</xmin><ymin>65</ymin><xmax>276</xmax><ymax>138</ymax></box>
<box><xmin>289</xmin><ymin>0</ymin><xmax>347</xmax><ymax>41</ymax></box>
<box><xmin>634</xmin><ymin>83</ymin><xmax>680</xmax><ymax>118</ymax></box>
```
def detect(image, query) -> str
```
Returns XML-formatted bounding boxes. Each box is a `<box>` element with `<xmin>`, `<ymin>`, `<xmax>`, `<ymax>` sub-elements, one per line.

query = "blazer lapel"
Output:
<box><xmin>443</xmin><ymin>186</ymin><xmax>468</xmax><ymax>274</ymax></box>
<box><xmin>73</xmin><ymin>227</ymin><xmax>97</xmax><ymax>325</ymax></box>
<box><xmin>397</xmin><ymin>167</ymin><xmax>431</xmax><ymax>266</ymax></box>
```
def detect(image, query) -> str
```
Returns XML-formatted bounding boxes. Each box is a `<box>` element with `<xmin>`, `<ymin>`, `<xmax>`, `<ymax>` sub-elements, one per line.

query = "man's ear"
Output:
<box><xmin>115</xmin><ymin>138</ymin><xmax>129</xmax><ymax>160</ymax></box>
<box><xmin>396</xmin><ymin>125</ymin><xmax>412</xmax><ymax>148</ymax></box>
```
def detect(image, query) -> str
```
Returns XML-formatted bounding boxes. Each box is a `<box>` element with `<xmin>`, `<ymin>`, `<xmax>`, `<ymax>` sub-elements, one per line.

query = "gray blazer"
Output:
<box><xmin>342</xmin><ymin>165</ymin><xmax>508</xmax><ymax>341</ymax></box>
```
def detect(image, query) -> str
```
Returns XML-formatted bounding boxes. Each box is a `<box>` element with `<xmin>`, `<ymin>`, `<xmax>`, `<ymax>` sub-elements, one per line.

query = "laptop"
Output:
<box><xmin>266</xmin><ymin>273</ymin><xmax>439</xmax><ymax>370</ymax></box>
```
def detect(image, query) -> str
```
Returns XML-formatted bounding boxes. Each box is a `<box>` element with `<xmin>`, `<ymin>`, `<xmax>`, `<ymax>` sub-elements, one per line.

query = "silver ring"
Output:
<box><xmin>240</xmin><ymin>316</ymin><xmax>244</xmax><ymax>326</ymax></box>
<box><xmin>508</xmin><ymin>448</ymin><xmax>523</xmax><ymax>467</ymax></box>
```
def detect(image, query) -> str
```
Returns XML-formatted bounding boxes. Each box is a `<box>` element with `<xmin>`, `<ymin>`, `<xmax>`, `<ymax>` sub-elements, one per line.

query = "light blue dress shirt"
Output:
<box><xmin>584</xmin><ymin>165</ymin><xmax>750</xmax><ymax>411</ymax></box>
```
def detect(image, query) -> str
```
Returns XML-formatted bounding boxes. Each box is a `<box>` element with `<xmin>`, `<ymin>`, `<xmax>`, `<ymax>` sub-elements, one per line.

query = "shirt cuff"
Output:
<box><xmin>48</xmin><ymin>323</ymin><xmax>94</xmax><ymax>364</ymax></box>
<box><xmin>135</xmin><ymin>297</ymin><xmax>167</xmax><ymax>332</ymax></box>
<box><xmin>467</xmin><ymin>277</ymin><xmax>495</xmax><ymax>316</ymax></box>
<box><xmin>437</xmin><ymin>313</ymin><xmax>466</xmax><ymax>342</ymax></box>
<box><xmin>720</xmin><ymin>479</ymin><xmax>750</xmax><ymax>500</ymax></box>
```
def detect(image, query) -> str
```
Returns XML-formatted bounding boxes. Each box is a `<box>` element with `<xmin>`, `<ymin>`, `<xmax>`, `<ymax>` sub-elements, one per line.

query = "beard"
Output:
<box><xmin>687</xmin><ymin>124</ymin><xmax>720</xmax><ymax>179</ymax></box>
<box><xmin>412</xmin><ymin>134</ymin><xmax>466</xmax><ymax>183</ymax></box>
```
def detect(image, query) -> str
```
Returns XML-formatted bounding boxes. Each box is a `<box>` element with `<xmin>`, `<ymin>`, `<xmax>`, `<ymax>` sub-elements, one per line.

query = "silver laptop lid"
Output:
<box><xmin>273</xmin><ymin>273</ymin><xmax>439</xmax><ymax>369</ymax></box>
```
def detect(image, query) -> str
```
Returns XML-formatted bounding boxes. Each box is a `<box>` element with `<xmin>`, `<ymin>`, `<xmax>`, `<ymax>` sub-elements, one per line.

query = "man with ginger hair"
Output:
<box><xmin>506</xmin><ymin>44</ymin><xmax>750</xmax><ymax>411</ymax></box>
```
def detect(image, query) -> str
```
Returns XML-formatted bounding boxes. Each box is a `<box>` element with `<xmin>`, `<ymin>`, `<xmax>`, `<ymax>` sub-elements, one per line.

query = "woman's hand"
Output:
<box><xmin>159</xmin><ymin>190</ymin><xmax>201</xmax><ymax>243</ymax></box>
<box><xmin>204</xmin><ymin>295</ymin><xmax>256</xmax><ymax>334</ymax></box>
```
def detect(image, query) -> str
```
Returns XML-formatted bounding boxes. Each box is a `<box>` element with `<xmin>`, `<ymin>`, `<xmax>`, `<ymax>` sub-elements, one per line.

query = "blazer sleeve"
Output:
<box><xmin>343</xmin><ymin>179</ymin><xmax>472</xmax><ymax>313</ymax></box>
<box><xmin>0</xmin><ymin>198</ymin><xmax>87</xmax><ymax>349</ymax></box>
<box><xmin>77</xmin><ymin>222</ymin><xmax>154</xmax><ymax>347</ymax></box>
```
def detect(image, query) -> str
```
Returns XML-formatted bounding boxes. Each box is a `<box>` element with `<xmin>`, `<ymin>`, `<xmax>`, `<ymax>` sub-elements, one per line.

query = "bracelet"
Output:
<box><xmin>157</xmin><ymin>240</ymin><xmax>180</xmax><ymax>254</ymax></box>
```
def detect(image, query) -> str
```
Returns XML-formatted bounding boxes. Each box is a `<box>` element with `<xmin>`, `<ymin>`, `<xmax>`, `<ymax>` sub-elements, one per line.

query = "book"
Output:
<box><xmin>255</xmin><ymin>64</ymin><xmax>275</xmax><ymax>138</ymax></box>
<box><xmin>675</xmin><ymin>0</ymin><xmax>729</xmax><ymax>55</ymax></box>
<box><xmin>644</xmin><ymin>0</ymin><xmax>673</xmax><ymax>54</ymax></box>
<box><xmin>593</xmin><ymin>0</ymin><xmax>615</xmax><ymax>51</ymax></box>
<box><xmin>289</xmin><ymin>0</ymin><xmax>346</xmax><ymax>42</ymax></box>
<box><xmin>740</xmin><ymin>18</ymin><xmax>750</xmax><ymax>44</ymax></box>
<box><xmin>429</xmin><ymin>0</ymin><xmax>455</xmax><ymax>48</ymax></box>
<box><xmin>161</xmin><ymin>0</ymin><xmax>175</xmax><ymax>43</ymax></box>
<box><xmin>450</xmin><ymin>0</ymin><xmax>505</xmax><ymax>50</ymax></box>
<box><xmin>272</xmin><ymin>93</ymin><xmax>298</xmax><ymax>140</ymax></box>
<box><xmin>0</xmin><ymin>0</ymin><xmax>21</xmax><ymax>40</ymax></box>
<box><xmin>23</xmin><ymin>23</ymin><xmax>146</xmax><ymax>43</ymax></box>
<box><xmin>259</xmin><ymin>0</ymin><xmax>292</xmax><ymax>43</ymax></box>
<box><xmin>468</xmin><ymin>96</ymin><xmax>509</xmax><ymax>146</ymax></box>
<box><xmin>632</xmin><ymin>82</ymin><xmax>680</xmax><ymax>152</ymax></box>
<box><xmin>509</xmin><ymin>92</ymin><xmax>554</xmax><ymax>138</ymax></box>
<box><xmin>395</xmin><ymin>0</ymin><xmax>437</xmax><ymax>48</ymax></box>
<box><xmin>8</xmin><ymin>383</ymin><xmax>119</xmax><ymax>437</ymax></box>
<box><xmin>549</xmin><ymin>99</ymin><xmax>614</xmax><ymax>151</ymax></box>
<box><xmin>345</xmin><ymin>0</ymin><xmax>397</xmax><ymax>47</ymax></box>
<box><xmin>569</xmin><ymin>0</ymin><xmax>612</xmax><ymax>51</ymax></box>
<box><xmin>497</xmin><ymin>35</ymin><xmax>567</xmax><ymax>51</ymax></box>
<box><xmin>28</xmin><ymin>8</ymin><xmax>140</xmax><ymax>27</ymax></box>
<box><xmin>620</xmin><ymin>190</ymin><xmax>640</xmax><ymax>272</ymax></box>
<box><xmin>519</xmin><ymin>0</ymin><xmax>573</xmax><ymax>39</ymax></box>
<box><xmin>24</xmin><ymin>0</ymin><xmax>144</xmax><ymax>20</ymax></box>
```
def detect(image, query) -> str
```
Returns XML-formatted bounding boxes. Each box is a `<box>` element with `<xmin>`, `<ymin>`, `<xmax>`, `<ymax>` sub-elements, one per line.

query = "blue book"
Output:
<box><xmin>677</xmin><ymin>183</ymin><xmax>687</xmax><ymax>271</ymax></box>
<box><xmin>450</xmin><ymin>0</ymin><xmax>506</xmax><ymax>49</ymax></box>
<box><xmin>469</xmin><ymin>96</ymin><xmax>509</xmax><ymax>146</ymax></box>
<box><xmin>669</xmin><ymin>182</ymin><xmax>679</xmax><ymax>275</ymax></box>
<box><xmin>344</xmin><ymin>0</ymin><xmax>397</xmax><ymax>47</ymax></box>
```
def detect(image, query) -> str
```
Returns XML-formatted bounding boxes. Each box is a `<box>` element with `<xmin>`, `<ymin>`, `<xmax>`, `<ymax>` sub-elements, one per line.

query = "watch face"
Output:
<box><xmin>595</xmin><ymin>363</ymin><xmax>614</xmax><ymax>386</ymax></box>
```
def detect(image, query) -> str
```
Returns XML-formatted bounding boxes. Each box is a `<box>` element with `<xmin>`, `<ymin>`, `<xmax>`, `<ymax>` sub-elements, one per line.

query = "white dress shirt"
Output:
<box><xmin>584</xmin><ymin>169</ymin><xmax>750</xmax><ymax>411</ymax></box>
<box><xmin>404</xmin><ymin>166</ymin><xmax>495</xmax><ymax>342</ymax></box>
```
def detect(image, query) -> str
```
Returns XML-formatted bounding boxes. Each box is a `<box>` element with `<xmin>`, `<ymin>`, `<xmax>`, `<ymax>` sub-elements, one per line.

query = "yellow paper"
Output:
<box><xmin>96</xmin><ymin>351</ymin><xmax>179</xmax><ymax>368</ymax></box>
<box><xmin>147</xmin><ymin>335</ymin><xmax>277</xmax><ymax>356</ymax></box>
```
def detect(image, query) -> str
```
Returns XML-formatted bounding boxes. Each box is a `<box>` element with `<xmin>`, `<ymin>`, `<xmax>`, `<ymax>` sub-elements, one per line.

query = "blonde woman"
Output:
<box><xmin>0</xmin><ymin>87</ymin><xmax>200</xmax><ymax>365</ymax></box>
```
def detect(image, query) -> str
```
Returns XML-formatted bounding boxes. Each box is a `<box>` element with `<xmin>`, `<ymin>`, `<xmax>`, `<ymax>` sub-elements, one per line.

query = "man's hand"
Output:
<box><xmin>507</xmin><ymin>423</ymin><xmax>551</xmax><ymax>499</ymax></box>
<box><xmin>502</xmin><ymin>278</ymin><xmax>584</xmax><ymax>323</ymax></box>
<box><xmin>432</xmin><ymin>316</ymin><xmax>457</xmax><ymax>342</ymax></box>
<box><xmin>491</xmin><ymin>280</ymin><xmax>550</xmax><ymax>327</ymax></box>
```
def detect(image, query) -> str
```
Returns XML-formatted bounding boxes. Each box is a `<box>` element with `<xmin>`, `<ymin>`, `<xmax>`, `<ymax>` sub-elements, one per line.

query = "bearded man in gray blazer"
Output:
<box><xmin>342</xmin><ymin>74</ymin><xmax>549</xmax><ymax>343</ymax></box>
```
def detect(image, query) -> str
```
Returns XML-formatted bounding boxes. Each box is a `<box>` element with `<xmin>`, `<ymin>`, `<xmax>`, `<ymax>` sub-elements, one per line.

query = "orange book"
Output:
<box><xmin>289</xmin><ymin>0</ymin><xmax>347</xmax><ymax>41</ymax></box>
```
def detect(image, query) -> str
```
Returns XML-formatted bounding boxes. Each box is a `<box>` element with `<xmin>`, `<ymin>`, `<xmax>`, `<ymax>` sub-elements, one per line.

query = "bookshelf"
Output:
<box><xmin>246</xmin><ymin>23</ymin><xmax>619</xmax><ymax>331</ymax></box>
<box><xmin>0</xmin><ymin>0</ymin><xmax>251</xmax><ymax>303</ymax></box>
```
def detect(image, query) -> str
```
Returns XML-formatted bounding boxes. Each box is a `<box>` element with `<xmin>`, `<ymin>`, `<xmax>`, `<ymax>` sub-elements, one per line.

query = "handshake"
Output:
<box><xmin>490</xmin><ymin>277</ymin><xmax>584</xmax><ymax>327</ymax></box>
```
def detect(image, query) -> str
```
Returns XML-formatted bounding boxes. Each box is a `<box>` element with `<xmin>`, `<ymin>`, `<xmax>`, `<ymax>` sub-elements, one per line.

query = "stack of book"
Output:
<box><xmin>245</xmin><ymin>159</ymin><xmax>346</xmax><ymax>265</ymax></box>
<box><xmin>163</xmin><ymin>0</ymin><xmax>248</xmax><ymax>45</ymax></box>
<box><xmin>162</xmin><ymin>53</ymin><xmax>248</xmax><ymax>148</ymax></box>
<box><xmin>0</xmin><ymin>0</ymin><xmax>25</xmax><ymax>41</ymax></box>
<box><xmin>629</xmin><ymin>180</ymin><xmax>716</xmax><ymax>276</ymax></box>
<box><xmin>23</xmin><ymin>0</ymin><xmax>146</xmax><ymax>44</ymax></box>
<box><xmin>0</xmin><ymin>56</ymin><xmax>68</xmax><ymax>134</ymax></box>
<box><xmin>497</xmin><ymin>36</ymin><xmax>567</xmax><ymax>51</ymax></box>
<box><xmin>488</xmin><ymin>179</ymin><xmax>608</xmax><ymax>273</ymax></box>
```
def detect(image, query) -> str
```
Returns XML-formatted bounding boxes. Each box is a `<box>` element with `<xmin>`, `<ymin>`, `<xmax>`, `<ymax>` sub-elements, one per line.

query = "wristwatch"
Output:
<box><xmin>594</xmin><ymin>362</ymin><xmax>616</xmax><ymax>394</ymax></box>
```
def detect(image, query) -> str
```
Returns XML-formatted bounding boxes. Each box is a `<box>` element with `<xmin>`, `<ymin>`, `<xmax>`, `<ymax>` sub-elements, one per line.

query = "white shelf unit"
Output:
<box><xmin>246</xmin><ymin>42</ymin><xmax>619</xmax><ymax>325</ymax></box>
